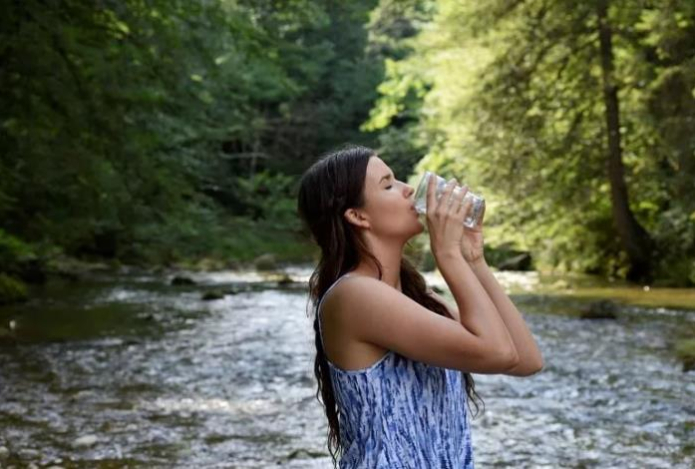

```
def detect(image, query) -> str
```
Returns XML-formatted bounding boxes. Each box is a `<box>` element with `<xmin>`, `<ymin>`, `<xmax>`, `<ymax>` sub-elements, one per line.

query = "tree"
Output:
<box><xmin>368</xmin><ymin>0</ymin><xmax>695</xmax><ymax>284</ymax></box>
<box><xmin>596</xmin><ymin>0</ymin><xmax>655</xmax><ymax>281</ymax></box>
<box><xmin>0</xmin><ymin>0</ymin><xmax>388</xmax><ymax>263</ymax></box>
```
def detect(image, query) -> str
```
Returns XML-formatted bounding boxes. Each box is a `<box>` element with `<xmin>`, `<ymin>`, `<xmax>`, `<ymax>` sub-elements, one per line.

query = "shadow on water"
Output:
<box><xmin>0</xmin><ymin>267</ymin><xmax>693</xmax><ymax>468</ymax></box>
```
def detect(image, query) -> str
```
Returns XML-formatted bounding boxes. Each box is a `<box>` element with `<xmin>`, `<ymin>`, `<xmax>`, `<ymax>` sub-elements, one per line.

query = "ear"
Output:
<box><xmin>343</xmin><ymin>207</ymin><xmax>370</xmax><ymax>229</ymax></box>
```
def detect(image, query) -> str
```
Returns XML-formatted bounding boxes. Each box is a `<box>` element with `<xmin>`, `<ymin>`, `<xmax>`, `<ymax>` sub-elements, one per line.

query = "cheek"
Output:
<box><xmin>369</xmin><ymin>198</ymin><xmax>413</xmax><ymax>231</ymax></box>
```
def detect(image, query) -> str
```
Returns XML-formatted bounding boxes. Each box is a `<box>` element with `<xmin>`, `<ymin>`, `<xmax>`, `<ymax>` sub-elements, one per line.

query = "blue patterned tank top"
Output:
<box><xmin>317</xmin><ymin>273</ymin><xmax>475</xmax><ymax>469</ymax></box>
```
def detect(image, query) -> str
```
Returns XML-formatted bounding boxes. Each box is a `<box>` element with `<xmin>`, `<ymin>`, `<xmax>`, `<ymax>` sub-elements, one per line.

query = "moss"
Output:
<box><xmin>0</xmin><ymin>273</ymin><xmax>28</xmax><ymax>305</ymax></box>
<box><xmin>675</xmin><ymin>339</ymin><xmax>695</xmax><ymax>372</ymax></box>
<box><xmin>535</xmin><ymin>284</ymin><xmax>695</xmax><ymax>311</ymax></box>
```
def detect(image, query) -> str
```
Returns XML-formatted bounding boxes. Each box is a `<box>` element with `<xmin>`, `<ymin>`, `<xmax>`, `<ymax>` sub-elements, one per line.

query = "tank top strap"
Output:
<box><xmin>316</xmin><ymin>273</ymin><xmax>354</xmax><ymax>351</ymax></box>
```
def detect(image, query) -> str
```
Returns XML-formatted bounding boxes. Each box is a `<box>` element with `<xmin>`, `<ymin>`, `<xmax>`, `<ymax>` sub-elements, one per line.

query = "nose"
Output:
<box><xmin>404</xmin><ymin>184</ymin><xmax>415</xmax><ymax>199</ymax></box>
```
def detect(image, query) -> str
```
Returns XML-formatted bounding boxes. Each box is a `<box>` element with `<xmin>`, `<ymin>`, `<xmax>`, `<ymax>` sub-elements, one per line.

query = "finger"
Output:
<box><xmin>447</xmin><ymin>185</ymin><xmax>465</xmax><ymax>219</ymax></box>
<box><xmin>454</xmin><ymin>186</ymin><xmax>470</xmax><ymax>216</ymax></box>
<box><xmin>459</xmin><ymin>199</ymin><xmax>473</xmax><ymax>223</ymax></box>
<box><xmin>426</xmin><ymin>172</ymin><xmax>436</xmax><ymax>213</ymax></box>
<box><xmin>476</xmin><ymin>202</ymin><xmax>486</xmax><ymax>228</ymax></box>
<box><xmin>436</xmin><ymin>178</ymin><xmax>457</xmax><ymax>214</ymax></box>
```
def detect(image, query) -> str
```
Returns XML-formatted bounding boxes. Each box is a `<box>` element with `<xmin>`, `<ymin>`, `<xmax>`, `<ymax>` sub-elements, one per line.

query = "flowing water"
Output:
<box><xmin>0</xmin><ymin>266</ymin><xmax>693</xmax><ymax>468</ymax></box>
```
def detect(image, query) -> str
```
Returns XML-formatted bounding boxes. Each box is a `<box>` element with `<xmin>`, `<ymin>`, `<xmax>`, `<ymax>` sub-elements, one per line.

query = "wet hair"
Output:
<box><xmin>297</xmin><ymin>144</ymin><xmax>484</xmax><ymax>467</ymax></box>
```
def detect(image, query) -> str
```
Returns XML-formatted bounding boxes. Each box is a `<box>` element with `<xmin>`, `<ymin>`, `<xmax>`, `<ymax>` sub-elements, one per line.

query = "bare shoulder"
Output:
<box><xmin>320</xmin><ymin>275</ymin><xmax>391</xmax><ymax>326</ymax></box>
<box><xmin>320</xmin><ymin>274</ymin><xmax>420</xmax><ymax>348</ymax></box>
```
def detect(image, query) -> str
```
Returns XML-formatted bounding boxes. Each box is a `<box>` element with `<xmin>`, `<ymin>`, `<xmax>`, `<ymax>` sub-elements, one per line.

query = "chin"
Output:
<box><xmin>409</xmin><ymin>219</ymin><xmax>425</xmax><ymax>237</ymax></box>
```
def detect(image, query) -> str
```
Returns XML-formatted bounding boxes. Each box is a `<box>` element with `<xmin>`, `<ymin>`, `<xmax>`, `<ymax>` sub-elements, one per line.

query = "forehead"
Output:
<box><xmin>366</xmin><ymin>156</ymin><xmax>392</xmax><ymax>183</ymax></box>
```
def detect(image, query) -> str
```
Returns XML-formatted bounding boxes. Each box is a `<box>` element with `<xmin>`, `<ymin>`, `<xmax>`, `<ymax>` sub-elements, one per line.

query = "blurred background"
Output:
<box><xmin>1</xmin><ymin>1</ymin><xmax>694</xmax><ymax>468</ymax></box>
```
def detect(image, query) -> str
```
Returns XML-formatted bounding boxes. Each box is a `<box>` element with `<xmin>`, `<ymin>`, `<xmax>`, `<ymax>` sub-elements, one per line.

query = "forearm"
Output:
<box><xmin>468</xmin><ymin>258</ymin><xmax>544</xmax><ymax>371</ymax></box>
<box><xmin>436</xmin><ymin>252</ymin><xmax>517</xmax><ymax>357</ymax></box>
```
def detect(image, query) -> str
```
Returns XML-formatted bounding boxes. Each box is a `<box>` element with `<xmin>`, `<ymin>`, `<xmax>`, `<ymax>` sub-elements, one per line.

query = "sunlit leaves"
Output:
<box><xmin>368</xmin><ymin>0</ymin><xmax>695</xmax><ymax>283</ymax></box>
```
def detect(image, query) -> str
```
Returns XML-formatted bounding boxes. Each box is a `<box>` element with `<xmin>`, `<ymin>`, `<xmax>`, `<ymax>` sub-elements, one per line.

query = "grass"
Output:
<box><xmin>675</xmin><ymin>338</ymin><xmax>695</xmax><ymax>372</ymax></box>
<box><xmin>536</xmin><ymin>284</ymin><xmax>695</xmax><ymax>311</ymax></box>
<box><xmin>493</xmin><ymin>268</ymin><xmax>695</xmax><ymax>311</ymax></box>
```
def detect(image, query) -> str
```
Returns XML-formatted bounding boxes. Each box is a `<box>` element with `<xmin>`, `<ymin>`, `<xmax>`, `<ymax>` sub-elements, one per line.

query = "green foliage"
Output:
<box><xmin>368</xmin><ymin>0</ymin><xmax>695</xmax><ymax>284</ymax></box>
<box><xmin>234</xmin><ymin>171</ymin><xmax>300</xmax><ymax>226</ymax></box>
<box><xmin>362</xmin><ymin>0</ymin><xmax>437</xmax><ymax>179</ymax></box>
<box><xmin>0</xmin><ymin>229</ymin><xmax>48</xmax><ymax>283</ymax></box>
<box><xmin>0</xmin><ymin>229</ymin><xmax>34</xmax><ymax>267</ymax></box>
<box><xmin>0</xmin><ymin>273</ymin><xmax>28</xmax><ymax>305</ymax></box>
<box><xmin>0</xmin><ymin>0</ymin><xmax>382</xmax><ymax>267</ymax></box>
<box><xmin>117</xmin><ymin>200</ymin><xmax>315</xmax><ymax>266</ymax></box>
<box><xmin>3</xmin><ymin>0</ymin><xmax>691</xmax><ymax>286</ymax></box>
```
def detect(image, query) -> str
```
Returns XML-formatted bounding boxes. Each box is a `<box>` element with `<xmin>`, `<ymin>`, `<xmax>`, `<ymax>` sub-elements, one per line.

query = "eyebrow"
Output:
<box><xmin>379</xmin><ymin>173</ymin><xmax>394</xmax><ymax>183</ymax></box>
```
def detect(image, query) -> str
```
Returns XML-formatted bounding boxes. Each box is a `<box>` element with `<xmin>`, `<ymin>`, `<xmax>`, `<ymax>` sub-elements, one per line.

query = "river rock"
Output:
<box><xmin>225</xmin><ymin>286</ymin><xmax>245</xmax><ymax>295</ymax></box>
<box><xmin>202</xmin><ymin>290</ymin><xmax>225</xmax><ymax>301</ymax></box>
<box><xmin>497</xmin><ymin>252</ymin><xmax>533</xmax><ymax>271</ymax></box>
<box><xmin>73</xmin><ymin>434</ymin><xmax>98</xmax><ymax>448</ymax></box>
<box><xmin>15</xmin><ymin>257</ymin><xmax>47</xmax><ymax>284</ymax></box>
<box><xmin>171</xmin><ymin>276</ymin><xmax>196</xmax><ymax>286</ymax></box>
<box><xmin>194</xmin><ymin>257</ymin><xmax>225</xmax><ymax>271</ymax></box>
<box><xmin>18</xmin><ymin>448</ymin><xmax>39</xmax><ymax>459</ymax></box>
<box><xmin>254</xmin><ymin>254</ymin><xmax>277</xmax><ymax>271</ymax></box>
<box><xmin>580</xmin><ymin>300</ymin><xmax>618</xmax><ymax>319</ymax></box>
<box><xmin>286</xmin><ymin>448</ymin><xmax>326</xmax><ymax>460</ymax></box>
<box><xmin>277</xmin><ymin>274</ymin><xmax>294</xmax><ymax>286</ymax></box>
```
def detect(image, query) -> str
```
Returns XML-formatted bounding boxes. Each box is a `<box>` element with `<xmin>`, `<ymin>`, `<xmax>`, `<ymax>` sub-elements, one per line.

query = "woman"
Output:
<box><xmin>297</xmin><ymin>144</ymin><xmax>543</xmax><ymax>468</ymax></box>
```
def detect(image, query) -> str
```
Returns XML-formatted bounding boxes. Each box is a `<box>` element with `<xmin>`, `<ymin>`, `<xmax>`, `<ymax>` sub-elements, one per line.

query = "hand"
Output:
<box><xmin>426</xmin><ymin>175</ymin><xmax>468</xmax><ymax>260</ymax></box>
<box><xmin>460</xmin><ymin>197</ymin><xmax>486</xmax><ymax>264</ymax></box>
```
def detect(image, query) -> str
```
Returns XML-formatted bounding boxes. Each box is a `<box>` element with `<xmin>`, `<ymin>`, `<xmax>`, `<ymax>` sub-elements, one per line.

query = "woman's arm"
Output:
<box><xmin>323</xmin><ymin>274</ymin><xmax>521</xmax><ymax>374</ymax></box>
<box><xmin>434</xmin><ymin>250</ymin><xmax>520</xmax><ymax>370</ymax></box>
<box><xmin>468</xmin><ymin>258</ymin><xmax>544</xmax><ymax>376</ymax></box>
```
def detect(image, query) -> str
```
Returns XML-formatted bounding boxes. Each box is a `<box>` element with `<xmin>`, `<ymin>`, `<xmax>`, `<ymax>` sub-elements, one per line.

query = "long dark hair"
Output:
<box><xmin>297</xmin><ymin>144</ymin><xmax>484</xmax><ymax>467</ymax></box>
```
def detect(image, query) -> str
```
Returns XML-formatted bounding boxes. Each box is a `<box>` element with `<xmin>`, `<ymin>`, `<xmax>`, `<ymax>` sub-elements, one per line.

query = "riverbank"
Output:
<box><xmin>0</xmin><ymin>217</ymin><xmax>317</xmax><ymax>306</ymax></box>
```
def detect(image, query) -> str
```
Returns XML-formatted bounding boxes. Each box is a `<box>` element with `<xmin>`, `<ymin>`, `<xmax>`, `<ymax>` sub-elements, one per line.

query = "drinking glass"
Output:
<box><xmin>413</xmin><ymin>171</ymin><xmax>485</xmax><ymax>229</ymax></box>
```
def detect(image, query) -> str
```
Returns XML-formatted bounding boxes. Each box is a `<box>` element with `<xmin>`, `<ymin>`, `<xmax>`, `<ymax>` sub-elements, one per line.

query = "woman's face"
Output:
<box><xmin>347</xmin><ymin>156</ymin><xmax>424</xmax><ymax>240</ymax></box>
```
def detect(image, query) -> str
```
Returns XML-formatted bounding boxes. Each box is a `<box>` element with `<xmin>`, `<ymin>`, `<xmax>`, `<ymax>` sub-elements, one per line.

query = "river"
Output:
<box><xmin>0</xmin><ymin>266</ymin><xmax>693</xmax><ymax>468</ymax></box>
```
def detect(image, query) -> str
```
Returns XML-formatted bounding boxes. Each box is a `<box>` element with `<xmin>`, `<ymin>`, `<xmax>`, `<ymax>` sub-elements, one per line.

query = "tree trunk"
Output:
<box><xmin>596</xmin><ymin>0</ymin><xmax>655</xmax><ymax>283</ymax></box>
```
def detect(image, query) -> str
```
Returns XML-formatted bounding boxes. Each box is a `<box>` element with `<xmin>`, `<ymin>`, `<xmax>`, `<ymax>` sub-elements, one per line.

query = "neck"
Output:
<box><xmin>351</xmin><ymin>237</ymin><xmax>406</xmax><ymax>292</ymax></box>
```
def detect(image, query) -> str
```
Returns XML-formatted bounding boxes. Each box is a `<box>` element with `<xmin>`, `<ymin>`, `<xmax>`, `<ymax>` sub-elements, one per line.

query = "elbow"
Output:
<box><xmin>498</xmin><ymin>346</ymin><xmax>520</xmax><ymax>371</ymax></box>
<box><xmin>531</xmin><ymin>357</ymin><xmax>545</xmax><ymax>374</ymax></box>
<box><xmin>507</xmin><ymin>356</ymin><xmax>544</xmax><ymax>376</ymax></box>
<box><xmin>534</xmin><ymin>356</ymin><xmax>545</xmax><ymax>372</ymax></box>
<box><xmin>521</xmin><ymin>358</ymin><xmax>545</xmax><ymax>376</ymax></box>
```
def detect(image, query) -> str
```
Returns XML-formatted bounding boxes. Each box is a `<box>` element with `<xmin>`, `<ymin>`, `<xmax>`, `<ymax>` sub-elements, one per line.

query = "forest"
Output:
<box><xmin>2</xmin><ymin>0</ymin><xmax>694</xmax><ymax>304</ymax></box>
<box><xmin>1</xmin><ymin>2</ymin><xmax>694</xmax><ymax>467</ymax></box>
